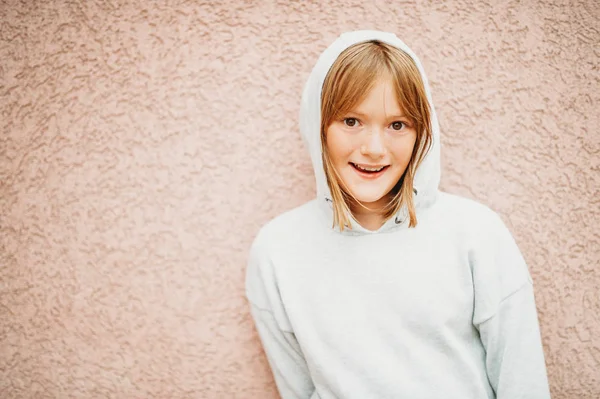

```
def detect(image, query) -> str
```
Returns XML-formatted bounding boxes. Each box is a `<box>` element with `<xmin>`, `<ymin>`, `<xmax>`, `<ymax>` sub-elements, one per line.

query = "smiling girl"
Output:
<box><xmin>245</xmin><ymin>30</ymin><xmax>551</xmax><ymax>399</ymax></box>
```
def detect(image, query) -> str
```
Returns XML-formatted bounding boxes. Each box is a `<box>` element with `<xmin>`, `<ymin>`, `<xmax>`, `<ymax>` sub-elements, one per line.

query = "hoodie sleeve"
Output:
<box><xmin>476</xmin><ymin>282</ymin><xmax>551</xmax><ymax>398</ymax></box>
<box><xmin>471</xmin><ymin>212</ymin><xmax>551</xmax><ymax>399</ymax></box>
<box><xmin>245</xmin><ymin>229</ymin><xmax>317</xmax><ymax>399</ymax></box>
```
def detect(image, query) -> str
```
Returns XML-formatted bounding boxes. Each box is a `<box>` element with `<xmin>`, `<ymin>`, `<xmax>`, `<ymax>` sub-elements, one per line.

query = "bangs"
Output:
<box><xmin>321</xmin><ymin>40</ymin><xmax>423</xmax><ymax>130</ymax></box>
<box><xmin>322</xmin><ymin>55</ymin><xmax>392</xmax><ymax>124</ymax></box>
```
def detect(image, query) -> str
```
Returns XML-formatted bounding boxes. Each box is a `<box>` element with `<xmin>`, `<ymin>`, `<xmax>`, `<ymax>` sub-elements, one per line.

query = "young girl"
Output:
<box><xmin>245</xmin><ymin>30</ymin><xmax>551</xmax><ymax>399</ymax></box>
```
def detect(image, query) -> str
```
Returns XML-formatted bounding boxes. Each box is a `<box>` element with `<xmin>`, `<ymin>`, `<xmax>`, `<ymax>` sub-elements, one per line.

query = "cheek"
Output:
<box><xmin>326</xmin><ymin>128</ymin><xmax>354</xmax><ymax>164</ymax></box>
<box><xmin>389</xmin><ymin>134</ymin><xmax>417</xmax><ymax>163</ymax></box>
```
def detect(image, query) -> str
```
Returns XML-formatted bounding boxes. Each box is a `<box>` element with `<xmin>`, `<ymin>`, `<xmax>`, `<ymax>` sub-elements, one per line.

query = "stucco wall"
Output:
<box><xmin>1</xmin><ymin>0</ymin><xmax>598</xmax><ymax>397</ymax></box>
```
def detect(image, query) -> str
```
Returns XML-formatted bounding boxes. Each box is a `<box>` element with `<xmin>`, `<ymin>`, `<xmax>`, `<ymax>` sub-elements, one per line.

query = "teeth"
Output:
<box><xmin>354</xmin><ymin>164</ymin><xmax>385</xmax><ymax>172</ymax></box>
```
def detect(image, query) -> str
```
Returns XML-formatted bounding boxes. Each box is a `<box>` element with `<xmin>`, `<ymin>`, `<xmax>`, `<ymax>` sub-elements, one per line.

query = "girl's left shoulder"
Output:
<box><xmin>434</xmin><ymin>191</ymin><xmax>534</xmax><ymax>296</ymax></box>
<box><xmin>433</xmin><ymin>191</ymin><xmax>512</xmax><ymax>234</ymax></box>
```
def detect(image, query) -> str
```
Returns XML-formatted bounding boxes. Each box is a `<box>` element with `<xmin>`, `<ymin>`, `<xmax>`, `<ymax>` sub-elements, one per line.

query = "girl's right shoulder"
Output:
<box><xmin>250</xmin><ymin>198</ymin><xmax>321</xmax><ymax>256</ymax></box>
<box><xmin>246</xmin><ymin>199</ymin><xmax>320</xmax><ymax>312</ymax></box>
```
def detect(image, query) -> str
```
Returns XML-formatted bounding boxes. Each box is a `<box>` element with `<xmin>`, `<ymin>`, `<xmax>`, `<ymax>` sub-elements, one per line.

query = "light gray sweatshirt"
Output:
<box><xmin>245</xmin><ymin>30</ymin><xmax>551</xmax><ymax>399</ymax></box>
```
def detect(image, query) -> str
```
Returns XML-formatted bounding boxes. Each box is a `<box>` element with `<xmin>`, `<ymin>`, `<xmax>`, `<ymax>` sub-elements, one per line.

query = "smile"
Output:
<box><xmin>350</xmin><ymin>162</ymin><xmax>389</xmax><ymax>177</ymax></box>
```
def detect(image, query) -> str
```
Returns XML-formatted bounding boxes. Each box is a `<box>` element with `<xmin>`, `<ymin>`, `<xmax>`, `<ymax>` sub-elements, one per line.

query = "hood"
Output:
<box><xmin>299</xmin><ymin>30</ymin><xmax>441</xmax><ymax>235</ymax></box>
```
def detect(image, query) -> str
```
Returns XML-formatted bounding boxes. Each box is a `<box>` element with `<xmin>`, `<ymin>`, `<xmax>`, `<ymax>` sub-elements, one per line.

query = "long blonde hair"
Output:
<box><xmin>321</xmin><ymin>40</ymin><xmax>433</xmax><ymax>231</ymax></box>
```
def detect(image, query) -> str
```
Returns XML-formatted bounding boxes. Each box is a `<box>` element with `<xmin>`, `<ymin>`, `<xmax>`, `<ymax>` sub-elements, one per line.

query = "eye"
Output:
<box><xmin>390</xmin><ymin>121</ymin><xmax>405</xmax><ymax>131</ymax></box>
<box><xmin>343</xmin><ymin>118</ymin><xmax>359</xmax><ymax>127</ymax></box>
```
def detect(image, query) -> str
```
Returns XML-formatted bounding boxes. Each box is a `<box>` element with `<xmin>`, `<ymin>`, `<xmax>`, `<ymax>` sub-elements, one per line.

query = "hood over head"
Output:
<box><xmin>299</xmin><ymin>30</ymin><xmax>441</xmax><ymax>235</ymax></box>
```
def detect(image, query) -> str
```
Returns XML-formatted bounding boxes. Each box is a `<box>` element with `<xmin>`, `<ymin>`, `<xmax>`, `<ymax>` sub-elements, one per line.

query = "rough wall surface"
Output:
<box><xmin>1</xmin><ymin>0</ymin><xmax>598</xmax><ymax>397</ymax></box>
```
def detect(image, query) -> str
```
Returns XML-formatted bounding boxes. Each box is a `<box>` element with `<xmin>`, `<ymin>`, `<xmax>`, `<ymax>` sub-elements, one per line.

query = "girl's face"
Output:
<box><xmin>325</xmin><ymin>77</ymin><xmax>417</xmax><ymax>213</ymax></box>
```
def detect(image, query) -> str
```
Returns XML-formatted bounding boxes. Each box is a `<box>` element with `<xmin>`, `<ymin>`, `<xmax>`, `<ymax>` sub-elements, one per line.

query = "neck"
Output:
<box><xmin>349</xmin><ymin>196</ymin><xmax>390</xmax><ymax>231</ymax></box>
<box><xmin>353</xmin><ymin>212</ymin><xmax>386</xmax><ymax>231</ymax></box>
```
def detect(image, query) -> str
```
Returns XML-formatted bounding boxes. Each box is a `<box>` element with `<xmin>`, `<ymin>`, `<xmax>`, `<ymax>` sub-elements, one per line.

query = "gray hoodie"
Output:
<box><xmin>245</xmin><ymin>30</ymin><xmax>551</xmax><ymax>399</ymax></box>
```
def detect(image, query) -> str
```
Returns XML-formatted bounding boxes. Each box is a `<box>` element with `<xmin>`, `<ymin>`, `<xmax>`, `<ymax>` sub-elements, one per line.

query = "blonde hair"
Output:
<box><xmin>321</xmin><ymin>40</ymin><xmax>433</xmax><ymax>231</ymax></box>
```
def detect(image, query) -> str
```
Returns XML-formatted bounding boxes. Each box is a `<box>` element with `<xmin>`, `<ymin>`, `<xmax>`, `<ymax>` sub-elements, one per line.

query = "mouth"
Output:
<box><xmin>350</xmin><ymin>162</ymin><xmax>389</xmax><ymax>178</ymax></box>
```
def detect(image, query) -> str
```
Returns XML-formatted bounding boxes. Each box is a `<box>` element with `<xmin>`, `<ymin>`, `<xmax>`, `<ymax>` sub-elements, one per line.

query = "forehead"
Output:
<box><xmin>350</xmin><ymin>77</ymin><xmax>403</xmax><ymax>113</ymax></box>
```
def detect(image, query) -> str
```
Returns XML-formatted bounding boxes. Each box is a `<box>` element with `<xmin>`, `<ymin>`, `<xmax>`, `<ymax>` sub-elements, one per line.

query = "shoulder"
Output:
<box><xmin>251</xmin><ymin>199</ymin><xmax>321</xmax><ymax>256</ymax></box>
<box><xmin>434</xmin><ymin>192</ymin><xmax>527</xmax><ymax>274</ymax></box>
<box><xmin>436</xmin><ymin>191</ymin><xmax>500</xmax><ymax>220</ymax></box>
<box><xmin>245</xmin><ymin>199</ymin><xmax>319</xmax><ymax>311</ymax></box>
<box><xmin>434</xmin><ymin>191</ymin><xmax>508</xmax><ymax>236</ymax></box>
<box><xmin>435</xmin><ymin>192</ymin><xmax>534</xmax><ymax>323</ymax></box>
<box><xmin>247</xmin><ymin>199</ymin><xmax>321</xmax><ymax>283</ymax></box>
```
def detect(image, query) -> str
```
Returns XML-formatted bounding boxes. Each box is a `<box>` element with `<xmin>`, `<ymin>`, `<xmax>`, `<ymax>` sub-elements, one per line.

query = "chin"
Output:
<box><xmin>348</xmin><ymin>190</ymin><xmax>390</xmax><ymax>205</ymax></box>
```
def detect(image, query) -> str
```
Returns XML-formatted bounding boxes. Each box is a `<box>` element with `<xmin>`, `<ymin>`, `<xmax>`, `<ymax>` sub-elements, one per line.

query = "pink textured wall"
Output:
<box><xmin>1</xmin><ymin>1</ymin><xmax>598</xmax><ymax>397</ymax></box>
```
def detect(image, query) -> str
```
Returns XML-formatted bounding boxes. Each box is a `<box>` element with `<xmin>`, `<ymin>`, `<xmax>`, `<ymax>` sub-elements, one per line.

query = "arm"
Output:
<box><xmin>250</xmin><ymin>304</ymin><xmax>317</xmax><ymax>398</ymax></box>
<box><xmin>475</xmin><ymin>282</ymin><xmax>551</xmax><ymax>398</ymax></box>
<box><xmin>470</xmin><ymin>212</ymin><xmax>551</xmax><ymax>398</ymax></box>
<box><xmin>245</xmin><ymin>229</ymin><xmax>317</xmax><ymax>399</ymax></box>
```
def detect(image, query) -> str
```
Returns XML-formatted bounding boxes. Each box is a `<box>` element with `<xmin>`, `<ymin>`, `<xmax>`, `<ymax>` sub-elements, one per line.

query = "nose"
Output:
<box><xmin>361</xmin><ymin>128</ymin><xmax>386</xmax><ymax>158</ymax></box>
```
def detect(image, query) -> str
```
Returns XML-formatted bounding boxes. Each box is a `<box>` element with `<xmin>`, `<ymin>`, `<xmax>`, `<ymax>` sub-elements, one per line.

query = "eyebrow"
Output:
<box><xmin>346</xmin><ymin>110</ymin><xmax>408</xmax><ymax>120</ymax></box>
